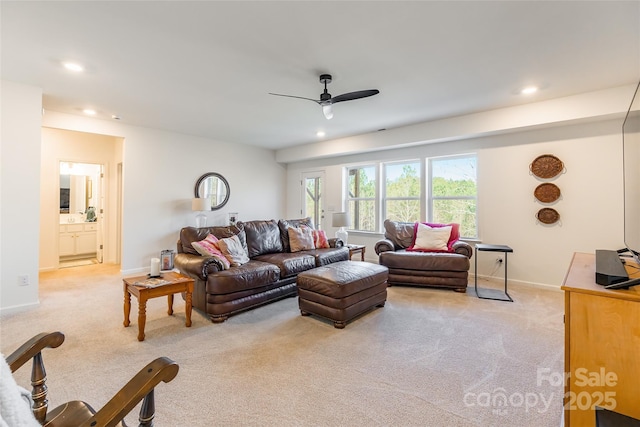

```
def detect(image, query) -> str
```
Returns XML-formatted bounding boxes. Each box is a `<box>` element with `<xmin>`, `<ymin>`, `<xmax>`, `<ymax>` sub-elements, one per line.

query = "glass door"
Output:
<box><xmin>302</xmin><ymin>171</ymin><xmax>325</xmax><ymax>229</ymax></box>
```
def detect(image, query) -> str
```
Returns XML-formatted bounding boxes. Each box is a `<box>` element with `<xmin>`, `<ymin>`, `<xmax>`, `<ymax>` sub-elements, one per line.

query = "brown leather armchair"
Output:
<box><xmin>4</xmin><ymin>331</ymin><xmax>178</xmax><ymax>427</ymax></box>
<box><xmin>375</xmin><ymin>220</ymin><xmax>472</xmax><ymax>292</ymax></box>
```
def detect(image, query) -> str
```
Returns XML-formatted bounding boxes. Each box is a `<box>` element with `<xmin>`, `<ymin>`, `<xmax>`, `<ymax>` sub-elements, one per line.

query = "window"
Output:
<box><xmin>347</xmin><ymin>166</ymin><xmax>377</xmax><ymax>231</ymax></box>
<box><xmin>342</xmin><ymin>154</ymin><xmax>477</xmax><ymax>236</ymax></box>
<box><xmin>383</xmin><ymin>161</ymin><xmax>421</xmax><ymax>223</ymax></box>
<box><xmin>428</xmin><ymin>154</ymin><xmax>477</xmax><ymax>238</ymax></box>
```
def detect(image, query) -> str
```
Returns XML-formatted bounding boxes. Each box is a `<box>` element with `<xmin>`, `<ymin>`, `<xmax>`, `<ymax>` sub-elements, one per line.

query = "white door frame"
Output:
<box><xmin>301</xmin><ymin>171</ymin><xmax>326</xmax><ymax>230</ymax></box>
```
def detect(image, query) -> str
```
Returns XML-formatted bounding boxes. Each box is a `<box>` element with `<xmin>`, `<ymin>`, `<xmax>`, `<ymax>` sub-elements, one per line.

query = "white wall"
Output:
<box><xmin>1</xmin><ymin>79</ymin><xmax>287</xmax><ymax>312</ymax></box>
<box><xmin>1</xmin><ymin>81</ymin><xmax>43</xmax><ymax>312</ymax></box>
<box><xmin>40</xmin><ymin>128</ymin><xmax>123</xmax><ymax>270</ymax></box>
<box><xmin>285</xmin><ymin>119</ymin><xmax>624</xmax><ymax>288</ymax></box>
<box><xmin>41</xmin><ymin>111</ymin><xmax>287</xmax><ymax>274</ymax></box>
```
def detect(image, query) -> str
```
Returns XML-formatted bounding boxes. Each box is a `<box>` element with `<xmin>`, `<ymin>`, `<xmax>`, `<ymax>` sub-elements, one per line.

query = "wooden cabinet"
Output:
<box><xmin>561</xmin><ymin>252</ymin><xmax>640</xmax><ymax>426</ymax></box>
<box><xmin>59</xmin><ymin>223</ymin><xmax>97</xmax><ymax>257</ymax></box>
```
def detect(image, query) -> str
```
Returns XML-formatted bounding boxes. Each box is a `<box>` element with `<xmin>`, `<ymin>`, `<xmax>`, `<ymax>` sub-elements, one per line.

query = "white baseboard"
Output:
<box><xmin>120</xmin><ymin>267</ymin><xmax>149</xmax><ymax>276</ymax></box>
<box><xmin>0</xmin><ymin>301</ymin><xmax>40</xmax><ymax>316</ymax></box>
<box><xmin>472</xmin><ymin>273</ymin><xmax>562</xmax><ymax>292</ymax></box>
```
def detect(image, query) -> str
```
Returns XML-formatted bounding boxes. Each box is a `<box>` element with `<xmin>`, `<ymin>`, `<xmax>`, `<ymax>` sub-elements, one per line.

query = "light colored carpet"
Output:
<box><xmin>1</xmin><ymin>264</ymin><xmax>565</xmax><ymax>426</ymax></box>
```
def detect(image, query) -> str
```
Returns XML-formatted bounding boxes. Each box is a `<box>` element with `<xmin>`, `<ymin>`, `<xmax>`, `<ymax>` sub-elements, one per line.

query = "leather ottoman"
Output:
<box><xmin>297</xmin><ymin>261</ymin><xmax>388</xmax><ymax>328</ymax></box>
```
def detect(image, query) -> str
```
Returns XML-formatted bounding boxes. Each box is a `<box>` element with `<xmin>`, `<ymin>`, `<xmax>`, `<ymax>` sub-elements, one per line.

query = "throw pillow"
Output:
<box><xmin>218</xmin><ymin>234</ymin><xmax>250</xmax><ymax>266</ymax></box>
<box><xmin>423</xmin><ymin>222</ymin><xmax>460</xmax><ymax>251</ymax></box>
<box><xmin>288</xmin><ymin>226</ymin><xmax>315</xmax><ymax>252</ymax></box>
<box><xmin>191</xmin><ymin>234</ymin><xmax>230</xmax><ymax>269</ymax></box>
<box><xmin>191</xmin><ymin>233</ymin><xmax>218</xmax><ymax>256</ymax></box>
<box><xmin>408</xmin><ymin>223</ymin><xmax>452</xmax><ymax>252</ymax></box>
<box><xmin>312</xmin><ymin>229</ymin><xmax>330</xmax><ymax>249</ymax></box>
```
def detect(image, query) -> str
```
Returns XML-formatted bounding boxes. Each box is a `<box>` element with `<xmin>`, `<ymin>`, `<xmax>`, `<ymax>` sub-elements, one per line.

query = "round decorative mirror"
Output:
<box><xmin>194</xmin><ymin>172</ymin><xmax>230</xmax><ymax>210</ymax></box>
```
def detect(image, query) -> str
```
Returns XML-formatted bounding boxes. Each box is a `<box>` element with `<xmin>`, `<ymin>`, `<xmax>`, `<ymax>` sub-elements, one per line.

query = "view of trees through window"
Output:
<box><xmin>342</xmin><ymin>154</ymin><xmax>478</xmax><ymax>239</ymax></box>
<box><xmin>384</xmin><ymin>161</ymin><xmax>421</xmax><ymax>222</ymax></box>
<box><xmin>429</xmin><ymin>155</ymin><xmax>477</xmax><ymax>238</ymax></box>
<box><xmin>347</xmin><ymin>166</ymin><xmax>376</xmax><ymax>231</ymax></box>
<box><xmin>304</xmin><ymin>176</ymin><xmax>322</xmax><ymax>229</ymax></box>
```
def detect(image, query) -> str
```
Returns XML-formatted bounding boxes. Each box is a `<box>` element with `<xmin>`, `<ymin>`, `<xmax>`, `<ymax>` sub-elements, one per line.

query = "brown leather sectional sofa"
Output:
<box><xmin>174</xmin><ymin>218</ymin><xmax>348</xmax><ymax>323</ymax></box>
<box><xmin>375</xmin><ymin>220</ymin><xmax>473</xmax><ymax>292</ymax></box>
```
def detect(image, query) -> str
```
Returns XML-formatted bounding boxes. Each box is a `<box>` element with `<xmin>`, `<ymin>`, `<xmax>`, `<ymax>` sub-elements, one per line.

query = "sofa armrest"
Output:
<box><xmin>375</xmin><ymin>239</ymin><xmax>395</xmax><ymax>255</ymax></box>
<box><xmin>328</xmin><ymin>238</ymin><xmax>344</xmax><ymax>248</ymax></box>
<box><xmin>174</xmin><ymin>253</ymin><xmax>222</xmax><ymax>281</ymax></box>
<box><xmin>452</xmin><ymin>240</ymin><xmax>473</xmax><ymax>259</ymax></box>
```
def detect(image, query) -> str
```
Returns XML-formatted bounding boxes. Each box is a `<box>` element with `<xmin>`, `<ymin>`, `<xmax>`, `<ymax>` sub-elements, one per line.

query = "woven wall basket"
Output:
<box><xmin>530</xmin><ymin>154</ymin><xmax>564</xmax><ymax>179</ymax></box>
<box><xmin>534</xmin><ymin>183</ymin><xmax>561</xmax><ymax>203</ymax></box>
<box><xmin>536</xmin><ymin>208</ymin><xmax>560</xmax><ymax>225</ymax></box>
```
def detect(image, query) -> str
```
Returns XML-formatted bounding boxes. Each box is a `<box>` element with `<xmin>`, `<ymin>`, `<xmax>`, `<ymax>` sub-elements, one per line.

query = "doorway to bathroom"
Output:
<box><xmin>58</xmin><ymin>161</ymin><xmax>104</xmax><ymax>267</ymax></box>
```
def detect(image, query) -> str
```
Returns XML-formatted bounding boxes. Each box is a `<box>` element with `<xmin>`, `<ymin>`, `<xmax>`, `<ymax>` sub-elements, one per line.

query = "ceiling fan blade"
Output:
<box><xmin>331</xmin><ymin>89</ymin><xmax>379</xmax><ymax>104</ymax></box>
<box><xmin>268</xmin><ymin>93</ymin><xmax>320</xmax><ymax>104</ymax></box>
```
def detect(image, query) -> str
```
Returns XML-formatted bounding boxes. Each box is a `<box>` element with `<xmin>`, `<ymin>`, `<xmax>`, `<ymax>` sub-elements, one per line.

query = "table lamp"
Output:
<box><xmin>192</xmin><ymin>197</ymin><xmax>210</xmax><ymax>228</ymax></box>
<box><xmin>332</xmin><ymin>212</ymin><xmax>350</xmax><ymax>245</ymax></box>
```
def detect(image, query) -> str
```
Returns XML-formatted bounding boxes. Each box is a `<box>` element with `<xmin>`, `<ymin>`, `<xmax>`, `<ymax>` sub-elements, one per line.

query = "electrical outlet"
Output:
<box><xmin>18</xmin><ymin>275</ymin><xmax>29</xmax><ymax>286</ymax></box>
<box><xmin>496</xmin><ymin>258</ymin><xmax>503</xmax><ymax>264</ymax></box>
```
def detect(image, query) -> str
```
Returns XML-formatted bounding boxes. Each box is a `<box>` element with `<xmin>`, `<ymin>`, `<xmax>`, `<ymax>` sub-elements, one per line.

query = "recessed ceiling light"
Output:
<box><xmin>63</xmin><ymin>62</ymin><xmax>84</xmax><ymax>72</ymax></box>
<box><xmin>83</xmin><ymin>109</ymin><xmax>96</xmax><ymax>115</ymax></box>
<box><xmin>521</xmin><ymin>86</ymin><xmax>538</xmax><ymax>95</ymax></box>
<box><xmin>316</xmin><ymin>131</ymin><xmax>326</xmax><ymax>137</ymax></box>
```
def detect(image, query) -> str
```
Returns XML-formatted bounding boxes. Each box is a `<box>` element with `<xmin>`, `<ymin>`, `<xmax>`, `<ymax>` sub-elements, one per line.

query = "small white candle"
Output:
<box><xmin>150</xmin><ymin>258</ymin><xmax>161</xmax><ymax>276</ymax></box>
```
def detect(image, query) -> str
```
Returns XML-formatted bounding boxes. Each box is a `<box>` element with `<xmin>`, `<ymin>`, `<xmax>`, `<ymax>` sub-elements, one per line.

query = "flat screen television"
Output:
<box><xmin>606</xmin><ymin>80</ymin><xmax>640</xmax><ymax>289</ymax></box>
<box><xmin>623</xmin><ymin>80</ymin><xmax>640</xmax><ymax>262</ymax></box>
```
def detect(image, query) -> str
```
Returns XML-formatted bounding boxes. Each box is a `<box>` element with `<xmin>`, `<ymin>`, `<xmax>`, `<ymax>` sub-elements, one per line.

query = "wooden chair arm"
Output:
<box><xmin>6</xmin><ymin>331</ymin><xmax>65</xmax><ymax>373</ymax></box>
<box><xmin>82</xmin><ymin>357</ymin><xmax>179</xmax><ymax>427</ymax></box>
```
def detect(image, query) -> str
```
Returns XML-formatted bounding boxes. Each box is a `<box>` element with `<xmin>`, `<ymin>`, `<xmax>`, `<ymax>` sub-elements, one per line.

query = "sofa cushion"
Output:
<box><xmin>379</xmin><ymin>250</ymin><xmax>469</xmax><ymax>272</ymax></box>
<box><xmin>279</xmin><ymin>217</ymin><xmax>314</xmax><ymax>252</ymax></box>
<box><xmin>288</xmin><ymin>226</ymin><xmax>315</xmax><ymax>252</ymax></box>
<box><xmin>253</xmin><ymin>252</ymin><xmax>316</xmax><ymax>278</ymax></box>
<box><xmin>205</xmin><ymin>260</ymin><xmax>281</xmax><ymax>294</ymax></box>
<box><xmin>383</xmin><ymin>220</ymin><xmax>415</xmax><ymax>250</ymax></box>
<box><xmin>305</xmin><ymin>246</ymin><xmax>350</xmax><ymax>267</ymax></box>
<box><xmin>240</xmin><ymin>219</ymin><xmax>283</xmax><ymax>258</ymax></box>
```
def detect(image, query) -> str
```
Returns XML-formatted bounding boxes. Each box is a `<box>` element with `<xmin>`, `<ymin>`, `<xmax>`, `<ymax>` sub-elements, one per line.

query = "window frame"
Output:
<box><xmin>341</xmin><ymin>153</ymin><xmax>478</xmax><ymax>237</ymax></box>
<box><xmin>427</xmin><ymin>153</ymin><xmax>478</xmax><ymax>239</ymax></box>
<box><xmin>345</xmin><ymin>164</ymin><xmax>378</xmax><ymax>232</ymax></box>
<box><xmin>381</xmin><ymin>159</ymin><xmax>423</xmax><ymax>224</ymax></box>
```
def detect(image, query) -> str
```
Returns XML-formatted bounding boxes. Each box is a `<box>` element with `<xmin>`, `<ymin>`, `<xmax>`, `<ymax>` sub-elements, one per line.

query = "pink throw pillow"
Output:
<box><xmin>407</xmin><ymin>222</ymin><xmax>460</xmax><ymax>253</ymax></box>
<box><xmin>191</xmin><ymin>234</ymin><xmax>231</xmax><ymax>269</ymax></box>
<box><xmin>312</xmin><ymin>229</ymin><xmax>330</xmax><ymax>249</ymax></box>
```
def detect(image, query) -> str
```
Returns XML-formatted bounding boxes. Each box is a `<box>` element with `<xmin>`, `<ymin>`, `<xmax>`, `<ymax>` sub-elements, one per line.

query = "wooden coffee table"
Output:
<box><xmin>123</xmin><ymin>271</ymin><xmax>194</xmax><ymax>341</ymax></box>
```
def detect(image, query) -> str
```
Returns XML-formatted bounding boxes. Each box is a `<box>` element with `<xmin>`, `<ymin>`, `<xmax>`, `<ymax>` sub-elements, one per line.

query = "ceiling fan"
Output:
<box><xmin>269</xmin><ymin>74</ymin><xmax>379</xmax><ymax>120</ymax></box>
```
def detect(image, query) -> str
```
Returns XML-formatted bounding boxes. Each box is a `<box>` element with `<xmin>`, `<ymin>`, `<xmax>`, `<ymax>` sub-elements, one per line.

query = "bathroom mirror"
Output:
<box><xmin>60</xmin><ymin>174</ymin><xmax>92</xmax><ymax>214</ymax></box>
<box><xmin>194</xmin><ymin>172</ymin><xmax>230</xmax><ymax>210</ymax></box>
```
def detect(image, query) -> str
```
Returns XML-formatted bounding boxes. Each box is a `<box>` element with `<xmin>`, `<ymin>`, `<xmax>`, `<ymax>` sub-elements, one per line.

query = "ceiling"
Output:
<box><xmin>2</xmin><ymin>1</ymin><xmax>639</xmax><ymax>150</ymax></box>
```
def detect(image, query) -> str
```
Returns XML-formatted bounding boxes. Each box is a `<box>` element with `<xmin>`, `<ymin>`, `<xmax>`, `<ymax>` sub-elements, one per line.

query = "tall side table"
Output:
<box><xmin>474</xmin><ymin>243</ymin><xmax>514</xmax><ymax>302</ymax></box>
<box><xmin>347</xmin><ymin>244</ymin><xmax>366</xmax><ymax>261</ymax></box>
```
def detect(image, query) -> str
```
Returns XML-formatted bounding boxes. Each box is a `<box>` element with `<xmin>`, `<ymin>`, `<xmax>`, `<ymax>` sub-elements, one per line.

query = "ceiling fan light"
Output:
<box><xmin>322</xmin><ymin>104</ymin><xmax>333</xmax><ymax>120</ymax></box>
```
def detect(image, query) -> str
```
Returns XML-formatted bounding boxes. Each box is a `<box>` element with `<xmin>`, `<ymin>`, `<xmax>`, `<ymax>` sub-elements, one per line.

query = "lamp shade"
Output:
<box><xmin>332</xmin><ymin>212</ymin><xmax>350</xmax><ymax>228</ymax></box>
<box><xmin>192</xmin><ymin>197</ymin><xmax>210</xmax><ymax>212</ymax></box>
